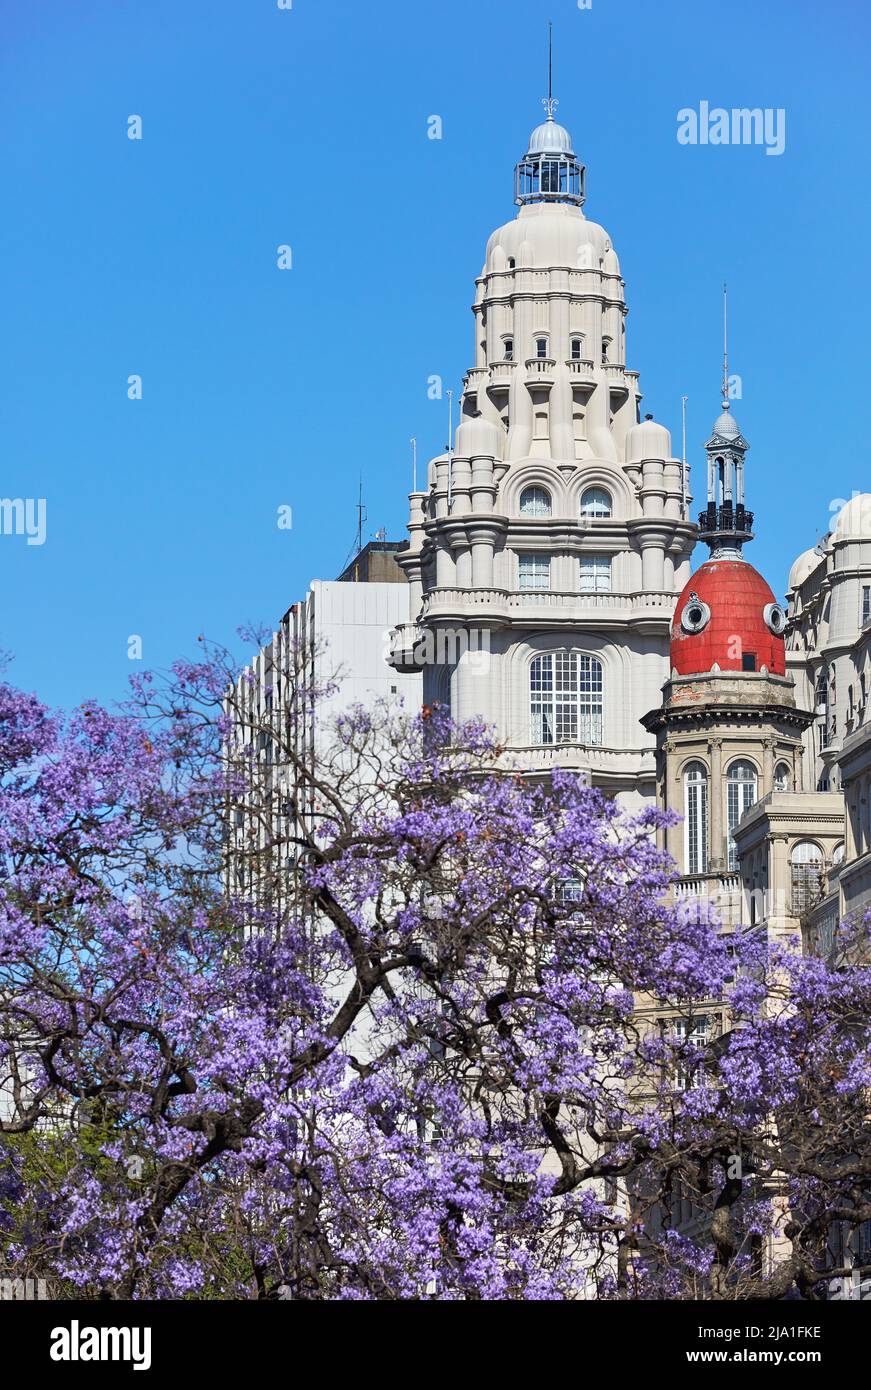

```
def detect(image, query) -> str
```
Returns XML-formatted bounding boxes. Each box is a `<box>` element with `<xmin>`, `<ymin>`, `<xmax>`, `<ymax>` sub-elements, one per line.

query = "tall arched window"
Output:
<box><xmin>684</xmin><ymin>762</ymin><xmax>708</xmax><ymax>876</ymax></box>
<box><xmin>726</xmin><ymin>760</ymin><xmax>758</xmax><ymax>869</ymax></box>
<box><xmin>519</xmin><ymin>485</ymin><xmax>551</xmax><ymax>517</ymax></box>
<box><xmin>530</xmin><ymin>652</ymin><xmax>603</xmax><ymax>746</ymax></box>
<box><xmin>790</xmin><ymin>841</ymin><xmax>823</xmax><ymax>914</ymax></box>
<box><xmin>774</xmin><ymin>761</ymin><xmax>792</xmax><ymax>792</ymax></box>
<box><xmin>580</xmin><ymin>487</ymin><xmax>612</xmax><ymax>520</ymax></box>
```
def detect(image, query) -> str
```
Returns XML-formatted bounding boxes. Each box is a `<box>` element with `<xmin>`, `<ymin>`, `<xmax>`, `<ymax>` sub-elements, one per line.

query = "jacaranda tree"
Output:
<box><xmin>0</xmin><ymin>640</ymin><xmax>870</xmax><ymax>1299</ymax></box>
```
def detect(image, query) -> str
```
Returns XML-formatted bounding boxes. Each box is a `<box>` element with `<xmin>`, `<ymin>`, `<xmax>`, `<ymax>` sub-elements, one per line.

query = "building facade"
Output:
<box><xmin>227</xmin><ymin>547</ymin><xmax>421</xmax><ymax>904</ymax></box>
<box><xmin>384</xmin><ymin>93</ymin><xmax>869</xmax><ymax>965</ymax></box>
<box><xmin>390</xmin><ymin>102</ymin><xmax>696</xmax><ymax>809</ymax></box>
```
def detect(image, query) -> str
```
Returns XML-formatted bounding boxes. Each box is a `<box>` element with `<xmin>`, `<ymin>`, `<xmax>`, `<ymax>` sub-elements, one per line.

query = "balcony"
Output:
<box><xmin>524</xmin><ymin>357</ymin><xmax>556</xmax><ymax>388</ymax></box>
<box><xmin>487</xmin><ymin>360</ymin><xmax>516</xmax><ymax>390</ymax></box>
<box><xmin>603</xmin><ymin>362</ymin><xmax>629</xmax><ymax>399</ymax></box>
<box><xmin>697</xmin><ymin>502</ymin><xmax>755</xmax><ymax>543</ymax></box>
<box><xmin>387</xmin><ymin>622</ymin><xmax>426</xmax><ymax>672</ymax></box>
<box><xmin>418</xmin><ymin>586</ymin><xmax>675</xmax><ymax>631</ymax></box>
<box><xmin>565</xmin><ymin>357</ymin><xmax>595</xmax><ymax>386</ymax></box>
<box><xmin>463</xmin><ymin>366</ymin><xmax>489</xmax><ymax>396</ymax></box>
<box><xmin>504</xmin><ymin>742</ymin><xmax>655</xmax><ymax>785</ymax></box>
<box><xmin>673</xmin><ymin>873</ymin><xmax>743</xmax><ymax>928</ymax></box>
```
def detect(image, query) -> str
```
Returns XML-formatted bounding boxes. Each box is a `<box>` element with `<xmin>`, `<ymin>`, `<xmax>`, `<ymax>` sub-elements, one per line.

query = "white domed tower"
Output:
<box><xmin>390</xmin><ymin>93</ymin><xmax>697</xmax><ymax>808</ymax></box>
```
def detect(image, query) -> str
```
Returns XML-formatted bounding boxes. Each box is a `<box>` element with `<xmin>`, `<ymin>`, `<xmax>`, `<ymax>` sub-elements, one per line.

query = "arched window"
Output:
<box><xmin>774</xmin><ymin>761</ymin><xmax>792</xmax><ymax>792</ymax></box>
<box><xmin>519</xmin><ymin>485</ymin><xmax>551</xmax><ymax>517</ymax></box>
<box><xmin>503</xmin><ymin>337</ymin><xmax>514</xmax><ymax>362</ymax></box>
<box><xmin>570</xmin><ymin>336</ymin><xmax>584</xmax><ymax>361</ymax></box>
<box><xmin>580</xmin><ymin>486</ymin><xmax>612</xmax><ymax>520</ymax></box>
<box><xmin>832</xmin><ymin>841</ymin><xmax>845</xmax><ymax>866</ymax></box>
<box><xmin>535</xmin><ymin>335</ymin><xmax>549</xmax><ymax>359</ymax></box>
<box><xmin>726</xmin><ymin>760</ymin><xmax>757</xmax><ymax>869</ymax></box>
<box><xmin>530</xmin><ymin>652</ymin><xmax>603</xmax><ymax>747</ymax></box>
<box><xmin>684</xmin><ymin>762</ymin><xmax>708</xmax><ymax>876</ymax></box>
<box><xmin>790</xmin><ymin>841</ymin><xmax>824</xmax><ymax>914</ymax></box>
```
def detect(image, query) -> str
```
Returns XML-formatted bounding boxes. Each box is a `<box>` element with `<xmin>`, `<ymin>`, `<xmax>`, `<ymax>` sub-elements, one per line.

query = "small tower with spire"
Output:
<box><xmin>697</xmin><ymin>287</ymin><xmax>754</xmax><ymax>558</ymax></box>
<box><xmin>514</xmin><ymin>24</ymin><xmax>585</xmax><ymax>207</ymax></box>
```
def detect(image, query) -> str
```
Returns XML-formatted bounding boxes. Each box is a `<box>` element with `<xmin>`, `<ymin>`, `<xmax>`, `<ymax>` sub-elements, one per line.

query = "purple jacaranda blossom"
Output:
<box><xmin>0</xmin><ymin>640</ymin><xmax>869</xmax><ymax>1300</ymax></box>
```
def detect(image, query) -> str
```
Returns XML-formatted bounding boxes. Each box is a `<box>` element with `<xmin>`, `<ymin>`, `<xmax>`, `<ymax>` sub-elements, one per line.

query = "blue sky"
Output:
<box><xmin>1</xmin><ymin>0</ymin><xmax>869</xmax><ymax>710</ymax></box>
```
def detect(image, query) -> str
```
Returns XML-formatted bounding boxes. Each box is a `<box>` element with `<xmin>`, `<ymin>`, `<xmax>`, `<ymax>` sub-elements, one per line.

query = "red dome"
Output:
<box><xmin>670</xmin><ymin>559</ymin><xmax>786</xmax><ymax>677</ymax></box>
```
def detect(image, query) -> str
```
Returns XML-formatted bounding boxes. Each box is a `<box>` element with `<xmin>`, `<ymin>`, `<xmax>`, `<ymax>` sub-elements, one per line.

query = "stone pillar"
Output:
<box><xmin>762</xmin><ymin>738</ymin><xmax>775</xmax><ymax>796</ymax></box>
<box><xmin>450</xmin><ymin>455</ymin><xmax>472</xmax><ymax>514</ymax></box>
<box><xmin>470</xmin><ymin>455</ymin><xmax>496</xmax><ymax>515</ymax></box>
<box><xmin>455</xmin><ymin>544</ymin><xmax>472</xmax><ymax>587</ymax></box>
<box><xmin>404</xmin><ymin>493</ymin><xmax>427</xmax><ymax>617</ymax></box>
<box><xmin>507</xmin><ymin>291</ymin><xmax>533</xmax><ymax>458</ymax></box>
<box><xmin>709</xmin><ymin>737</ymin><xmax>724</xmax><ymax>869</ymax></box>
<box><xmin>469</xmin><ymin>523</ymin><xmax>497</xmax><ymax>589</ymax></box>
<box><xmin>844</xmin><ymin>779</ymin><xmax>858</xmax><ymax>861</ymax></box>
<box><xmin>435</xmin><ymin>545</ymin><xmax>456</xmax><ymax>587</ymax></box>
<box><xmin>640</xmin><ymin>459</ymin><xmax>665</xmax><ymax>516</ymax></box>
<box><xmin>640</xmin><ymin>540</ymin><xmax>665</xmax><ymax>591</ymax></box>
<box><xmin>661</xmin><ymin>740</ymin><xmax>675</xmax><ymax>858</ymax></box>
<box><xmin>769</xmin><ymin>832</ymin><xmax>790</xmax><ymax>927</ymax></box>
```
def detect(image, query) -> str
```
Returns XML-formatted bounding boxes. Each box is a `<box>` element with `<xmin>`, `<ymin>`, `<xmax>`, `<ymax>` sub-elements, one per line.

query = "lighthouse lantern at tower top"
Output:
<box><xmin>514</xmin><ymin>102</ymin><xmax>586</xmax><ymax>208</ymax></box>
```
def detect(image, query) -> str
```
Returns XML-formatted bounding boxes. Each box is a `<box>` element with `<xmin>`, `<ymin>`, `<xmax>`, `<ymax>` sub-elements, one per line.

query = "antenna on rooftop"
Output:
<box><xmin>354</xmin><ymin>477</ymin><xmax>367</xmax><ymax>556</ymax></box>
<box><xmin>341</xmin><ymin>478</ymin><xmax>369</xmax><ymax>575</ymax></box>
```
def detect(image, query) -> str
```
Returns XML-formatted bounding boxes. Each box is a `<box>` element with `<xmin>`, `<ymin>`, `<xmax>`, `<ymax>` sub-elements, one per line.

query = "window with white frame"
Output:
<box><xmin>530</xmin><ymin>652</ymin><xmax>603</xmax><ymax>746</ymax></box>
<box><xmin>503</xmin><ymin>337</ymin><xmax>514</xmax><ymax>362</ymax></box>
<box><xmin>518</xmin><ymin>553</ymin><xmax>551</xmax><ymax>591</ymax></box>
<box><xmin>684</xmin><ymin>762</ymin><xmax>708</xmax><ymax>875</ymax></box>
<box><xmin>580</xmin><ymin>555</ymin><xmax>611</xmax><ymax>593</ymax></box>
<box><xmin>535</xmin><ymin>336</ymin><xmax>549</xmax><ymax>359</ymax></box>
<box><xmin>519</xmin><ymin>485</ymin><xmax>551</xmax><ymax>517</ymax></box>
<box><xmin>863</xmin><ymin>585</ymin><xmax>871</xmax><ymax>626</ymax></box>
<box><xmin>580</xmin><ymin>486</ymin><xmax>612</xmax><ymax>519</ymax></box>
<box><xmin>726</xmin><ymin>760</ymin><xmax>757</xmax><ymax>869</ymax></box>
<box><xmin>570</xmin><ymin>336</ymin><xmax>584</xmax><ymax>361</ymax></box>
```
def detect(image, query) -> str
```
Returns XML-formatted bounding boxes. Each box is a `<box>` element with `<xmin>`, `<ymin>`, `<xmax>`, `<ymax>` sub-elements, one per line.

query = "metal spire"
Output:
<box><xmin>543</xmin><ymin>21</ymin><xmax>558</xmax><ymax>120</ymax></box>
<box><xmin>548</xmin><ymin>21</ymin><xmax>553</xmax><ymax>103</ymax></box>
<box><xmin>722</xmin><ymin>281</ymin><xmax>729</xmax><ymax>408</ymax></box>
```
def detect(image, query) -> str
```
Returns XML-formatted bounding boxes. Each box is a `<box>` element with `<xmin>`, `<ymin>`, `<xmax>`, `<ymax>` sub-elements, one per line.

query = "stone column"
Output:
<box><xmin>762</xmin><ymin>738</ymin><xmax>775</xmax><ymax>796</ymax></box>
<box><xmin>469</xmin><ymin>522</ymin><xmax>497</xmax><ymax>589</ymax></box>
<box><xmin>709</xmin><ymin>737</ymin><xmax>724</xmax><ymax>870</ymax></box>
<box><xmin>844</xmin><ymin>779</ymin><xmax>858</xmax><ymax>861</ymax></box>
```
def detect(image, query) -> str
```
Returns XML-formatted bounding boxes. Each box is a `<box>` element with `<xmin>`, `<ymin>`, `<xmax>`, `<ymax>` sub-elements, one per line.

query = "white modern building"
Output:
<box><xmin>228</xmin><ymin>543</ymin><xmax>421</xmax><ymax>902</ymax></box>
<box><xmin>389</xmin><ymin>99</ymin><xmax>696</xmax><ymax>809</ymax></box>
